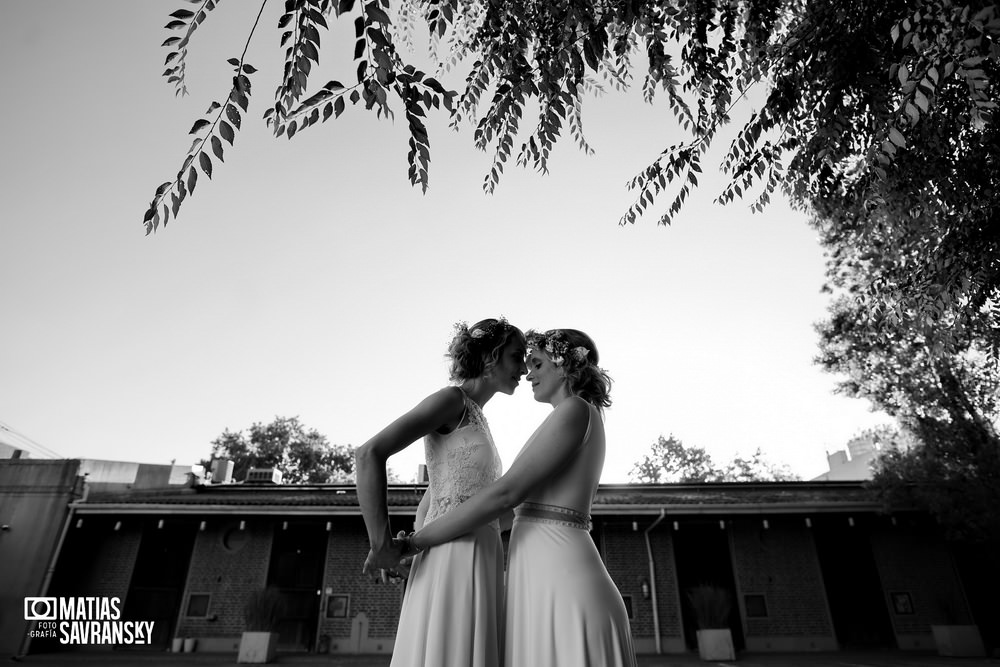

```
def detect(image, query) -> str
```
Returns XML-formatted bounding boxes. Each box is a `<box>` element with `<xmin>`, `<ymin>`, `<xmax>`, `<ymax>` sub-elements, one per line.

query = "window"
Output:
<box><xmin>327</xmin><ymin>594</ymin><xmax>350</xmax><ymax>619</ymax></box>
<box><xmin>186</xmin><ymin>593</ymin><xmax>211</xmax><ymax>618</ymax></box>
<box><xmin>744</xmin><ymin>594</ymin><xmax>768</xmax><ymax>618</ymax></box>
<box><xmin>890</xmin><ymin>591</ymin><xmax>914</xmax><ymax>615</ymax></box>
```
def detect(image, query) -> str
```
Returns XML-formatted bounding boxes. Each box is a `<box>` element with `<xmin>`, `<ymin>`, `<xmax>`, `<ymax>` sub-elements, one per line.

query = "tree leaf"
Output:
<box><xmin>189</xmin><ymin>119</ymin><xmax>211</xmax><ymax>134</ymax></box>
<box><xmin>365</xmin><ymin>2</ymin><xmax>391</xmax><ymax>25</ymax></box>
<box><xmin>199</xmin><ymin>152</ymin><xmax>213</xmax><ymax>179</ymax></box>
<box><xmin>211</xmin><ymin>135</ymin><xmax>224</xmax><ymax>161</ymax></box>
<box><xmin>219</xmin><ymin>120</ymin><xmax>235</xmax><ymax>145</ymax></box>
<box><xmin>888</xmin><ymin>127</ymin><xmax>906</xmax><ymax>148</ymax></box>
<box><xmin>225</xmin><ymin>104</ymin><xmax>241</xmax><ymax>129</ymax></box>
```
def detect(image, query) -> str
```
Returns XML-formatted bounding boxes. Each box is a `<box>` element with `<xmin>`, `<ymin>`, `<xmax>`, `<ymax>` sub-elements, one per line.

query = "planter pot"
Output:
<box><xmin>696</xmin><ymin>628</ymin><xmax>735</xmax><ymax>661</ymax></box>
<box><xmin>238</xmin><ymin>631</ymin><xmax>279</xmax><ymax>664</ymax></box>
<box><xmin>170</xmin><ymin>638</ymin><xmax>184</xmax><ymax>653</ymax></box>
<box><xmin>182</xmin><ymin>637</ymin><xmax>197</xmax><ymax>653</ymax></box>
<box><xmin>931</xmin><ymin>624</ymin><xmax>985</xmax><ymax>657</ymax></box>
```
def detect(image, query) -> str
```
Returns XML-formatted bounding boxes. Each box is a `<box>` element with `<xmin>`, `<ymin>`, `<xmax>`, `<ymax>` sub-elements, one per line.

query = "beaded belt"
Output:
<box><xmin>514</xmin><ymin>501</ymin><xmax>592</xmax><ymax>531</ymax></box>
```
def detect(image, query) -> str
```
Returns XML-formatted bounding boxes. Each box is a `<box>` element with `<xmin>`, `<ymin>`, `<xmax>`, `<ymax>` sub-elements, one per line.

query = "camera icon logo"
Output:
<box><xmin>24</xmin><ymin>597</ymin><xmax>58</xmax><ymax>621</ymax></box>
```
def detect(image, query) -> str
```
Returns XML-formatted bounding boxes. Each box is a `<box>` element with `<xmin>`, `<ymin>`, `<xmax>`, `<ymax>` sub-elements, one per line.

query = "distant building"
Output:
<box><xmin>0</xmin><ymin>441</ymin><xmax>29</xmax><ymax>459</ymax></box>
<box><xmin>3</xmin><ymin>456</ymin><xmax>996</xmax><ymax>659</ymax></box>
<box><xmin>813</xmin><ymin>429</ymin><xmax>900</xmax><ymax>481</ymax></box>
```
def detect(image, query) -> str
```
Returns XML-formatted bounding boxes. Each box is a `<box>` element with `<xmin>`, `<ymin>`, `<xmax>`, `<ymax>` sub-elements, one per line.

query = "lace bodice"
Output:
<box><xmin>422</xmin><ymin>389</ymin><xmax>502</xmax><ymax>529</ymax></box>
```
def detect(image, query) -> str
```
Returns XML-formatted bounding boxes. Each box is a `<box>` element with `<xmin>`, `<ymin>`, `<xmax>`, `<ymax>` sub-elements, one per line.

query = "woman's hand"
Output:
<box><xmin>362</xmin><ymin>531</ymin><xmax>411</xmax><ymax>583</ymax></box>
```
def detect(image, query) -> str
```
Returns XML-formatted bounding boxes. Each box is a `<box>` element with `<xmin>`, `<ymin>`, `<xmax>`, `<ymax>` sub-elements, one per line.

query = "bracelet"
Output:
<box><xmin>406</xmin><ymin>531</ymin><xmax>425</xmax><ymax>554</ymax></box>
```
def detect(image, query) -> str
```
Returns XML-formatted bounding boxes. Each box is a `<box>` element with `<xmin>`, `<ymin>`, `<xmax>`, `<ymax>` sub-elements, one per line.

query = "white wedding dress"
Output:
<box><xmin>503</xmin><ymin>404</ymin><xmax>637</xmax><ymax>667</ymax></box>
<box><xmin>504</xmin><ymin>502</ymin><xmax>637</xmax><ymax>666</ymax></box>
<box><xmin>389</xmin><ymin>387</ymin><xmax>504</xmax><ymax>667</ymax></box>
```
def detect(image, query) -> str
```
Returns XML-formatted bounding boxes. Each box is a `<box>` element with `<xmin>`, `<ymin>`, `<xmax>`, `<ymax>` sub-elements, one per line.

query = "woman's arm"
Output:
<box><xmin>414</xmin><ymin>489</ymin><xmax>430</xmax><ymax>530</ymax></box>
<box><xmin>356</xmin><ymin>387</ymin><xmax>463</xmax><ymax>568</ymax></box>
<box><xmin>410</xmin><ymin>397</ymin><xmax>590</xmax><ymax>552</ymax></box>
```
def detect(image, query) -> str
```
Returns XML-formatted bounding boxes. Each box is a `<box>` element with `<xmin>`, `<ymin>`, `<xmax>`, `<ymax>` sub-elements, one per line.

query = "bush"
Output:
<box><xmin>686</xmin><ymin>584</ymin><xmax>732</xmax><ymax>629</ymax></box>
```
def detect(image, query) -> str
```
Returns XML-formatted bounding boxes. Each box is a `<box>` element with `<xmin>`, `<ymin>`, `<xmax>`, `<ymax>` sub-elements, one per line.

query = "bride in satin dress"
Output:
<box><xmin>356</xmin><ymin>318</ymin><xmax>526</xmax><ymax>667</ymax></box>
<box><xmin>404</xmin><ymin>328</ymin><xmax>637</xmax><ymax>667</ymax></box>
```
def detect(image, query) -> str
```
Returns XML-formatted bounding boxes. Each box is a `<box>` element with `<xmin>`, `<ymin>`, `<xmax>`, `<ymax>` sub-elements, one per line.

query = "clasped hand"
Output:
<box><xmin>362</xmin><ymin>531</ymin><xmax>419</xmax><ymax>584</ymax></box>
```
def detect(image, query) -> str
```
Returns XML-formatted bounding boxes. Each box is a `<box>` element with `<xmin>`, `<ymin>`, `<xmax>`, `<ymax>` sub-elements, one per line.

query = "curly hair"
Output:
<box><xmin>447</xmin><ymin>317</ymin><xmax>526</xmax><ymax>382</ymax></box>
<box><xmin>527</xmin><ymin>328</ymin><xmax>612</xmax><ymax>410</ymax></box>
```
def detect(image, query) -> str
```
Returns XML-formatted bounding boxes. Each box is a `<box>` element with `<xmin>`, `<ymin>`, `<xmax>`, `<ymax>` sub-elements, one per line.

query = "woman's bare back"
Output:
<box><xmin>521</xmin><ymin>401</ymin><xmax>605</xmax><ymax>515</ymax></box>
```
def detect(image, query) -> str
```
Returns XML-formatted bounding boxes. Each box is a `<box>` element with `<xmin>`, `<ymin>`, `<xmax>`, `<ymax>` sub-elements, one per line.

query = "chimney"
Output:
<box><xmin>209</xmin><ymin>458</ymin><xmax>234</xmax><ymax>484</ymax></box>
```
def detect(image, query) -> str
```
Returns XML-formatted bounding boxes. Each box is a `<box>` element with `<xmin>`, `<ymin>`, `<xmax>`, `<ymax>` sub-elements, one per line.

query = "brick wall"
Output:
<box><xmin>599</xmin><ymin>520</ymin><xmax>683</xmax><ymax>652</ymax></box>
<box><xmin>871</xmin><ymin>526</ymin><xmax>968</xmax><ymax>634</ymax></box>
<box><xmin>175</xmin><ymin>519</ymin><xmax>273</xmax><ymax>639</ymax></box>
<box><xmin>83</xmin><ymin>525</ymin><xmax>141</xmax><ymax>601</ymax></box>
<box><xmin>317</xmin><ymin>520</ymin><xmax>403</xmax><ymax>647</ymax></box>
<box><xmin>601</xmin><ymin>522</ymin><xmax>647</xmax><ymax>629</ymax></box>
<box><xmin>650</xmin><ymin>528</ymin><xmax>683</xmax><ymax>641</ymax></box>
<box><xmin>731</xmin><ymin>519</ymin><xmax>833</xmax><ymax>640</ymax></box>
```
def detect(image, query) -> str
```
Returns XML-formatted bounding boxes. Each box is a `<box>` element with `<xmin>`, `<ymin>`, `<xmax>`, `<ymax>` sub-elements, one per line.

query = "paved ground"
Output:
<box><xmin>6</xmin><ymin>650</ymin><xmax>999</xmax><ymax>666</ymax></box>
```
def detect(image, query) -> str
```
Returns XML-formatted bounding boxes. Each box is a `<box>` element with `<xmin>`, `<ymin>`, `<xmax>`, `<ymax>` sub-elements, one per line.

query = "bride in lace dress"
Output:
<box><xmin>402</xmin><ymin>329</ymin><xmax>637</xmax><ymax>667</ymax></box>
<box><xmin>356</xmin><ymin>318</ymin><xmax>527</xmax><ymax>667</ymax></box>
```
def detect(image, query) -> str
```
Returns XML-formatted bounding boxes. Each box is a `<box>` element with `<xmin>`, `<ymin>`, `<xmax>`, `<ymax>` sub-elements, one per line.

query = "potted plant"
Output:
<box><xmin>238</xmin><ymin>587</ymin><xmax>283</xmax><ymax>664</ymax></box>
<box><xmin>930</xmin><ymin>593</ymin><xmax>985</xmax><ymax>657</ymax></box>
<box><xmin>686</xmin><ymin>584</ymin><xmax>735</xmax><ymax>661</ymax></box>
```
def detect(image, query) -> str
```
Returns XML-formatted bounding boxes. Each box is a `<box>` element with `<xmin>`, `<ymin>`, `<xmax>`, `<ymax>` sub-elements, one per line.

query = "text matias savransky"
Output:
<box><xmin>26</xmin><ymin>597</ymin><xmax>155</xmax><ymax>645</ymax></box>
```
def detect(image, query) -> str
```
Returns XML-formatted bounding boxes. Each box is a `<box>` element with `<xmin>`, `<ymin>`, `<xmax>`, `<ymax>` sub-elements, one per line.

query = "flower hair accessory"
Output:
<box><xmin>455</xmin><ymin>316</ymin><xmax>510</xmax><ymax>341</ymax></box>
<box><xmin>526</xmin><ymin>331</ymin><xmax>589</xmax><ymax>368</ymax></box>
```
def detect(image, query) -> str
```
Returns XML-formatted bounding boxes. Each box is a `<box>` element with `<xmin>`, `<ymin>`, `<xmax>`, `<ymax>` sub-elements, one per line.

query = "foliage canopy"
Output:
<box><xmin>143</xmin><ymin>0</ymin><xmax>998</xmax><ymax>337</ymax></box>
<box><xmin>816</xmin><ymin>295</ymin><xmax>1000</xmax><ymax>542</ymax></box>
<box><xmin>204</xmin><ymin>415</ymin><xmax>356</xmax><ymax>484</ymax></box>
<box><xmin>630</xmin><ymin>434</ymin><xmax>799</xmax><ymax>483</ymax></box>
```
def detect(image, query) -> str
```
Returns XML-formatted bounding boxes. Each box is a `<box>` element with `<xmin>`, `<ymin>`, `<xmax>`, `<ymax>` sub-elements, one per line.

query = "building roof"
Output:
<box><xmin>73</xmin><ymin>481</ymin><xmax>887</xmax><ymax>517</ymax></box>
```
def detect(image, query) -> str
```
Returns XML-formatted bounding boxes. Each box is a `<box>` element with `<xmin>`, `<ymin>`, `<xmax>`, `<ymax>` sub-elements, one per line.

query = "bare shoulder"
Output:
<box><xmin>425</xmin><ymin>385</ymin><xmax>465</xmax><ymax>409</ymax></box>
<box><xmin>420</xmin><ymin>385</ymin><xmax>465</xmax><ymax>415</ymax></box>
<box><xmin>545</xmin><ymin>396</ymin><xmax>591</xmax><ymax>434</ymax></box>
<box><xmin>419</xmin><ymin>386</ymin><xmax>466</xmax><ymax>431</ymax></box>
<box><xmin>554</xmin><ymin>396</ymin><xmax>591</xmax><ymax>420</ymax></box>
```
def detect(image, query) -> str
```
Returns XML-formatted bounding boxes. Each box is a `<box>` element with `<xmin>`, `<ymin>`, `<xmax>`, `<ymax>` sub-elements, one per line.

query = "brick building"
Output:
<box><xmin>8</xmin><ymin>461</ymin><xmax>996</xmax><ymax>658</ymax></box>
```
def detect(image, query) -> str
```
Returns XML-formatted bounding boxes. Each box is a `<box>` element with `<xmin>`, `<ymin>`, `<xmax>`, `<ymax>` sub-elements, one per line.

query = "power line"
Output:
<box><xmin>0</xmin><ymin>421</ymin><xmax>63</xmax><ymax>459</ymax></box>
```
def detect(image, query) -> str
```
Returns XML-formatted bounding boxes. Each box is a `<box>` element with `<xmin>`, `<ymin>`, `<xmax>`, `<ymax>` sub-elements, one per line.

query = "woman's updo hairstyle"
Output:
<box><xmin>526</xmin><ymin>328</ymin><xmax>612</xmax><ymax>410</ymax></box>
<box><xmin>447</xmin><ymin>317</ymin><xmax>526</xmax><ymax>382</ymax></box>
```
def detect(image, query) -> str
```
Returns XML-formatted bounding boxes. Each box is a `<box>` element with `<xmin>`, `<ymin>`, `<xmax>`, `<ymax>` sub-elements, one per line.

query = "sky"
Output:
<box><xmin>0</xmin><ymin>1</ymin><xmax>892</xmax><ymax>483</ymax></box>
